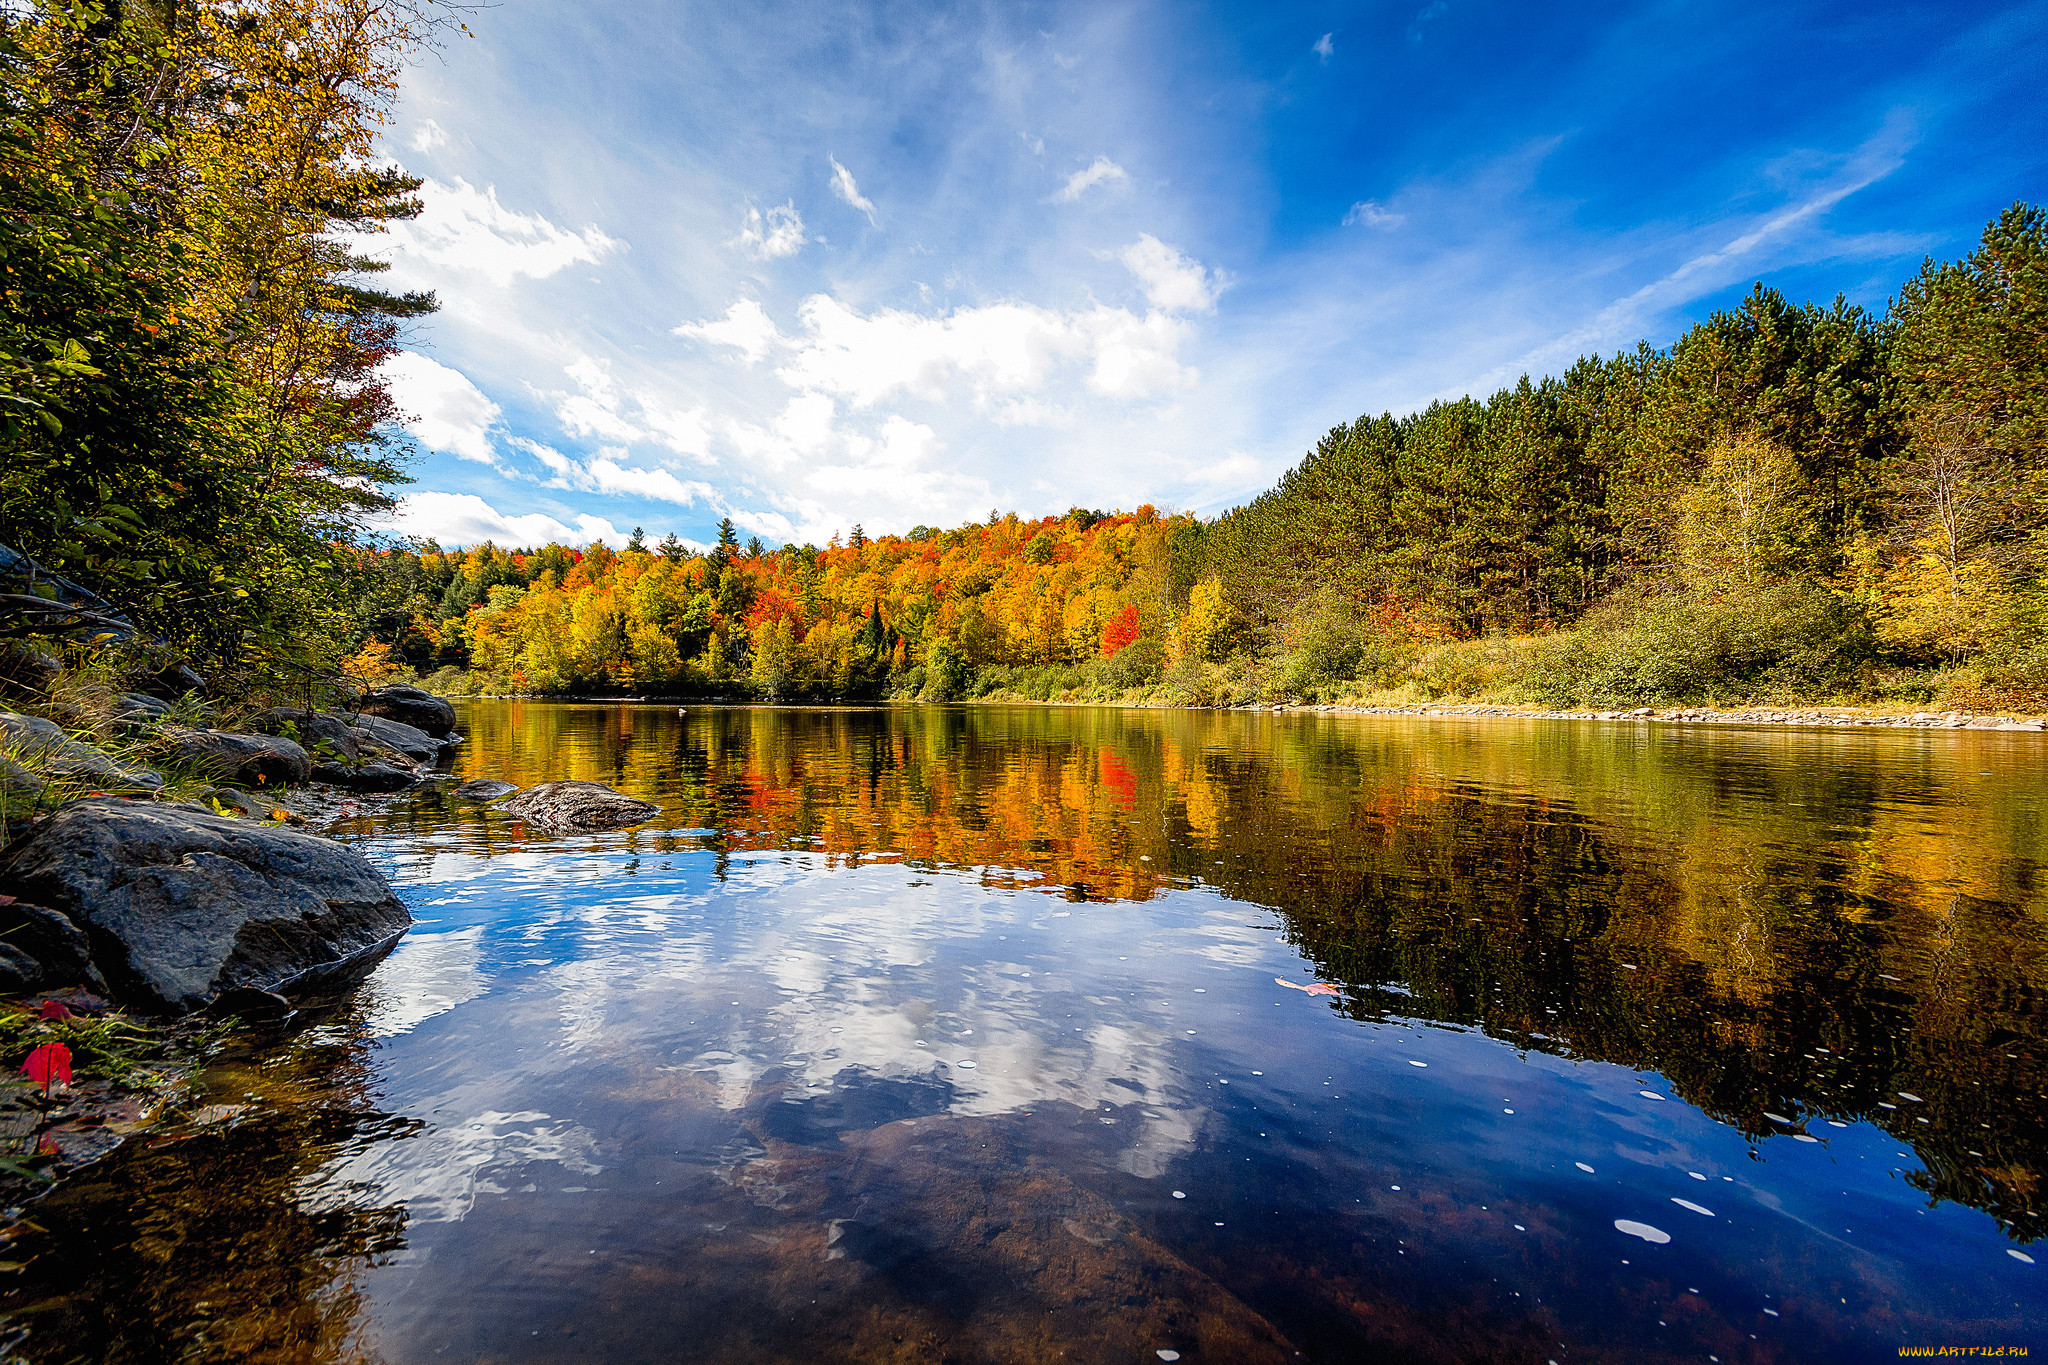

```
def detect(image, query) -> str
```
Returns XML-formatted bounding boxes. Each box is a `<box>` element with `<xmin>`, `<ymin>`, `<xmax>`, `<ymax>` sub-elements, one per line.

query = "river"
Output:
<box><xmin>4</xmin><ymin>701</ymin><xmax>2044</xmax><ymax>1362</ymax></box>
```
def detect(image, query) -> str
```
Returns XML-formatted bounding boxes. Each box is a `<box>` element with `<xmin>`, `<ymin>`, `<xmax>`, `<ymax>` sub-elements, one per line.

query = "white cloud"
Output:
<box><xmin>388</xmin><ymin>491</ymin><xmax>626</xmax><ymax>548</ymax></box>
<box><xmin>585</xmin><ymin>454</ymin><xmax>718</xmax><ymax>506</ymax></box>
<box><xmin>673</xmin><ymin>298</ymin><xmax>784</xmax><ymax>365</ymax></box>
<box><xmin>1343</xmin><ymin>199</ymin><xmax>1404</xmax><ymax>228</ymax></box>
<box><xmin>733</xmin><ymin>202</ymin><xmax>806</xmax><ymax>259</ymax></box>
<box><xmin>828</xmin><ymin>156</ymin><xmax>877</xmax><ymax>224</ymax></box>
<box><xmin>514</xmin><ymin>432</ymin><xmax>716</xmax><ymax>507</ymax></box>
<box><xmin>1119</xmin><ymin>234</ymin><xmax>1225</xmax><ymax>312</ymax></box>
<box><xmin>771</xmin><ymin>292</ymin><xmax>1196</xmax><ymax>410</ymax></box>
<box><xmin>1053</xmin><ymin>155</ymin><xmax>1128</xmax><ymax>202</ymax></box>
<box><xmin>378</xmin><ymin>178</ymin><xmax>621</xmax><ymax>286</ymax></box>
<box><xmin>381</xmin><ymin>351</ymin><xmax>502</xmax><ymax>463</ymax></box>
<box><xmin>1313</xmin><ymin>33</ymin><xmax>1334</xmax><ymax>61</ymax></box>
<box><xmin>409</xmin><ymin>119</ymin><xmax>449</xmax><ymax>153</ymax></box>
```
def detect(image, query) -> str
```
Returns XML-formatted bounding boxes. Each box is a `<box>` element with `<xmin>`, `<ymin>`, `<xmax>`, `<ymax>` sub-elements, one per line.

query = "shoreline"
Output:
<box><xmin>444</xmin><ymin>692</ymin><xmax>2048</xmax><ymax>733</ymax></box>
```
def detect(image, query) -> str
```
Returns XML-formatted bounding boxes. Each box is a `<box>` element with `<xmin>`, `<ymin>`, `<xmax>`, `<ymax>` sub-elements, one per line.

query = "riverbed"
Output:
<box><xmin>4</xmin><ymin>702</ymin><xmax>2043</xmax><ymax>1362</ymax></box>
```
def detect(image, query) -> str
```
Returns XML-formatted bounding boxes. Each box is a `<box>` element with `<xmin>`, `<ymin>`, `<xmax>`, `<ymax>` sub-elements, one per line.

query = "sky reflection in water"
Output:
<box><xmin>5</xmin><ymin>703</ymin><xmax>2045</xmax><ymax>1363</ymax></box>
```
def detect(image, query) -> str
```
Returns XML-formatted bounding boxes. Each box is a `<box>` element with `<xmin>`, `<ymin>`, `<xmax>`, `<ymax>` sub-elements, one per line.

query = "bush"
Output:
<box><xmin>1514</xmin><ymin>583</ymin><xmax>1875</xmax><ymax>706</ymax></box>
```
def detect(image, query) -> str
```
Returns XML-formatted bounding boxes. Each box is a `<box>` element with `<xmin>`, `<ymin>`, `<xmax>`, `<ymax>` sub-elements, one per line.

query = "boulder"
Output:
<box><xmin>140</xmin><ymin>662</ymin><xmax>208</xmax><ymax>702</ymax></box>
<box><xmin>109</xmin><ymin>692</ymin><xmax>172</xmax><ymax>730</ymax></box>
<box><xmin>357</xmin><ymin>685</ymin><xmax>457</xmax><ymax>739</ymax></box>
<box><xmin>0</xmin><ymin>798</ymin><xmax>411</xmax><ymax>1014</ymax></box>
<box><xmin>454</xmin><ymin>779</ymin><xmax>519</xmax><ymax>801</ymax></box>
<box><xmin>193</xmin><ymin>785</ymin><xmax>264</xmax><ymax>818</ymax></box>
<box><xmin>311</xmin><ymin>760</ymin><xmax>419</xmax><ymax>792</ymax></box>
<box><xmin>249</xmin><ymin>709</ymin><xmax>428</xmax><ymax>789</ymax></box>
<box><xmin>0</xmin><ymin>643</ymin><xmax>62</xmax><ymax>699</ymax></box>
<box><xmin>347</xmin><ymin>712</ymin><xmax>441</xmax><ymax>764</ymax></box>
<box><xmin>252</xmin><ymin>707</ymin><xmax>372</xmax><ymax>762</ymax></box>
<box><xmin>159</xmin><ymin>727</ymin><xmax>312</xmax><ymax>787</ymax></box>
<box><xmin>0</xmin><ymin>899</ymin><xmax>104</xmax><ymax>993</ymax></box>
<box><xmin>2</xmin><ymin>756</ymin><xmax>43</xmax><ymax>803</ymax></box>
<box><xmin>0</xmin><ymin>710</ymin><xmax>164</xmax><ymax>792</ymax></box>
<box><xmin>496</xmin><ymin>780</ymin><xmax>660</xmax><ymax>830</ymax></box>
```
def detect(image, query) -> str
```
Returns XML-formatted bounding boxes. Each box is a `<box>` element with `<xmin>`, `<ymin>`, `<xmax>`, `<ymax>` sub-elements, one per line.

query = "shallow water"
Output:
<box><xmin>5</xmin><ymin>702</ymin><xmax>2046</xmax><ymax>1362</ymax></box>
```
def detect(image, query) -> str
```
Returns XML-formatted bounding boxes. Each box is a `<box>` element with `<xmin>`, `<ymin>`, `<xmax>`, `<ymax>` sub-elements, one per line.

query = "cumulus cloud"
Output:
<box><xmin>1313</xmin><ymin>32</ymin><xmax>1334</xmax><ymax>61</ymax></box>
<box><xmin>388</xmin><ymin>491</ymin><xmax>626</xmax><ymax>548</ymax></box>
<box><xmin>828</xmin><ymin>156</ymin><xmax>877</xmax><ymax>224</ymax></box>
<box><xmin>539</xmin><ymin>356</ymin><xmax>715</xmax><ymax>462</ymax></box>
<box><xmin>733</xmin><ymin>202</ymin><xmax>806</xmax><ymax>259</ymax></box>
<box><xmin>673</xmin><ymin>298</ymin><xmax>784</xmax><ymax>365</ymax></box>
<box><xmin>772</xmin><ymin>293</ymin><xmax>1196</xmax><ymax>409</ymax></box>
<box><xmin>381</xmin><ymin>351</ymin><xmax>502</xmax><ymax>463</ymax></box>
<box><xmin>1053</xmin><ymin>155</ymin><xmax>1128</xmax><ymax>202</ymax></box>
<box><xmin>1343</xmin><ymin>199</ymin><xmax>1404</xmax><ymax>228</ymax></box>
<box><xmin>409</xmin><ymin>119</ymin><xmax>449</xmax><ymax>153</ymax></box>
<box><xmin>378</xmin><ymin>178</ymin><xmax>621</xmax><ymax>286</ymax></box>
<box><xmin>1119</xmin><ymin>233</ymin><xmax>1225</xmax><ymax>312</ymax></box>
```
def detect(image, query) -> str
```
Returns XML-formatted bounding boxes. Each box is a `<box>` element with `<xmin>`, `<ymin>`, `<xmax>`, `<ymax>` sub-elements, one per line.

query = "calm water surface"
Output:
<box><xmin>6</xmin><ymin>703</ymin><xmax>2047</xmax><ymax>1363</ymax></box>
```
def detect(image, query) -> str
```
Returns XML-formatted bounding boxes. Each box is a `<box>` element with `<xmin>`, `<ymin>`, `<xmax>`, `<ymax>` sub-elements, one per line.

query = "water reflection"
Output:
<box><xmin>2</xmin><ymin>703</ymin><xmax>2043</xmax><ymax>1361</ymax></box>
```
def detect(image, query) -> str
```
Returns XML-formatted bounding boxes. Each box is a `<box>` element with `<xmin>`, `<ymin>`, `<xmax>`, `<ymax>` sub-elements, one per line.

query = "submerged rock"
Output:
<box><xmin>454</xmin><ymin>778</ymin><xmax>519</xmax><ymax>800</ymax></box>
<box><xmin>357</xmin><ymin>684</ymin><xmax>457</xmax><ymax>739</ymax></box>
<box><xmin>159</xmin><ymin>727</ymin><xmax>312</xmax><ymax>787</ymax></box>
<box><xmin>496</xmin><ymin>780</ymin><xmax>659</xmax><ymax>830</ymax></box>
<box><xmin>0</xmin><ymin>710</ymin><xmax>164</xmax><ymax>792</ymax></box>
<box><xmin>0</xmin><ymin>798</ymin><xmax>411</xmax><ymax>1015</ymax></box>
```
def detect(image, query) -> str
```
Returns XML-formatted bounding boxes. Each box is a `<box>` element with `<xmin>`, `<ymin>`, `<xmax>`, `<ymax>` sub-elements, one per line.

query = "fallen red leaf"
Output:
<box><xmin>1275</xmin><ymin>977</ymin><xmax>1342</xmax><ymax>997</ymax></box>
<box><xmin>37</xmin><ymin>1001</ymin><xmax>71</xmax><ymax>1021</ymax></box>
<box><xmin>21</xmin><ymin>1043</ymin><xmax>71</xmax><ymax>1092</ymax></box>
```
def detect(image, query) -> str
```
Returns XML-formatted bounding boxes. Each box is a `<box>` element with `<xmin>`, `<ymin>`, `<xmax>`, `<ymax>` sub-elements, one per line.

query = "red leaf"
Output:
<box><xmin>21</xmin><ymin>1042</ymin><xmax>72</xmax><ymax>1091</ymax></box>
<box><xmin>38</xmin><ymin>1001</ymin><xmax>72</xmax><ymax>1021</ymax></box>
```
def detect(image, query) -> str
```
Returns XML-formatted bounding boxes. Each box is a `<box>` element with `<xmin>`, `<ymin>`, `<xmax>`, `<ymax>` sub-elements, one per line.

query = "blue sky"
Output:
<box><xmin>371</xmin><ymin>0</ymin><xmax>2048</xmax><ymax>549</ymax></box>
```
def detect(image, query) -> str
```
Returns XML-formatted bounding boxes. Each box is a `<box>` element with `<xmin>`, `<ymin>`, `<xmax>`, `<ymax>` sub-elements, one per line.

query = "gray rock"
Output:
<box><xmin>0</xmin><ymin>710</ymin><xmax>164</xmax><ymax>792</ymax></box>
<box><xmin>0</xmin><ymin>944</ymin><xmax>38</xmax><ymax>994</ymax></box>
<box><xmin>455</xmin><ymin>779</ymin><xmax>519</xmax><ymax>801</ymax></box>
<box><xmin>252</xmin><ymin>707</ymin><xmax>373</xmax><ymax>763</ymax></box>
<box><xmin>0</xmin><ymin>643</ymin><xmax>62</xmax><ymax>699</ymax></box>
<box><xmin>0</xmin><ymin>798</ymin><xmax>411</xmax><ymax>1014</ymax></box>
<box><xmin>110</xmin><ymin>692</ymin><xmax>172</xmax><ymax>729</ymax></box>
<box><xmin>311</xmin><ymin>760</ymin><xmax>418</xmax><ymax>792</ymax></box>
<box><xmin>2</xmin><ymin>755</ymin><xmax>44</xmax><ymax>804</ymax></box>
<box><xmin>496</xmin><ymin>780</ymin><xmax>660</xmax><ymax>830</ymax></box>
<box><xmin>357</xmin><ymin>685</ymin><xmax>457</xmax><ymax>739</ymax></box>
<box><xmin>346</xmin><ymin>712</ymin><xmax>440</xmax><ymax>764</ymax></box>
<box><xmin>159</xmin><ymin>728</ymin><xmax>312</xmax><ymax>787</ymax></box>
<box><xmin>193</xmin><ymin>785</ymin><xmax>263</xmax><ymax>818</ymax></box>
<box><xmin>141</xmin><ymin>662</ymin><xmax>208</xmax><ymax>701</ymax></box>
<box><xmin>0</xmin><ymin>899</ymin><xmax>104</xmax><ymax>992</ymax></box>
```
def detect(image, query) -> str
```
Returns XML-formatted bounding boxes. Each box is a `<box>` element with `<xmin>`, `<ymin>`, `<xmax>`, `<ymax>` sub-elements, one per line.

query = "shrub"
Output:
<box><xmin>1514</xmin><ymin>583</ymin><xmax>1875</xmax><ymax>706</ymax></box>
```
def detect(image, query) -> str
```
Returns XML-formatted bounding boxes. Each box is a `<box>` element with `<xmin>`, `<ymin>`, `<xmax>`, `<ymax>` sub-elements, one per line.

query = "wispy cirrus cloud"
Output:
<box><xmin>828</xmin><ymin>156</ymin><xmax>877</xmax><ymax>224</ymax></box>
<box><xmin>1053</xmin><ymin>155</ymin><xmax>1128</xmax><ymax>202</ymax></box>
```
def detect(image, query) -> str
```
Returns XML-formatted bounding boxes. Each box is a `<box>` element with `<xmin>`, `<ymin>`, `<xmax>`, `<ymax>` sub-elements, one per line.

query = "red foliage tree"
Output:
<box><xmin>1100</xmin><ymin>605</ymin><xmax>1139</xmax><ymax>658</ymax></box>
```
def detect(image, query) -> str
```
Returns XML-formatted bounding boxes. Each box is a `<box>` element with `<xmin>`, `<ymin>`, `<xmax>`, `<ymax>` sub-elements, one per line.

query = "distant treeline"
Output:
<box><xmin>370</xmin><ymin>202</ymin><xmax>2046</xmax><ymax>711</ymax></box>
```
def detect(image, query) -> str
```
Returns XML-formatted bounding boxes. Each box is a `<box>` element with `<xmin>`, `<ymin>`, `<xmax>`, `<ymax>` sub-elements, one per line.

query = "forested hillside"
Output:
<box><xmin>373</xmin><ymin>203</ymin><xmax>2047</xmax><ymax>711</ymax></box>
